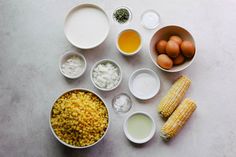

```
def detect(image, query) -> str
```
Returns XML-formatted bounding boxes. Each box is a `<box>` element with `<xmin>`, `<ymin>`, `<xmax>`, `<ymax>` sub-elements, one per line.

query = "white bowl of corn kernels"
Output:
<box><xmin>49</xmin><ymin>88</ymin><xmax>110</xmax><ymax>149</ymax></box>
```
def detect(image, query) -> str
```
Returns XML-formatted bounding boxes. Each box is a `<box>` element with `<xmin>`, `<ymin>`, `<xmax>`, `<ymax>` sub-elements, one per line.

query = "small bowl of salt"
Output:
<box><xmin>112</xmin><ymin>93</ymin><xmax>133</xmax><ymax>113</ymax></box>
<box><xmin>59</xmin><ymin>52</ymin><xmax>87</xmax><ymax>79</ymax></box>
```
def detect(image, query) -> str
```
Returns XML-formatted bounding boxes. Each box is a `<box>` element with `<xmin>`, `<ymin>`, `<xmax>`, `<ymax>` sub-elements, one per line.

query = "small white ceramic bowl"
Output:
<box><xmin>129</xmin><ymin>68</ymin><xmax>160</xmax><ymax>100</ymax></box>
<box><xmin>90</xmin><ymin>59</ymin><xmax>122</xmax><ymax>91</ymax></box>
<box><xmin>149</xmin><ymin>25</ymin><xmax>196</xmax><ymax>72</ymax></box>
<box><xmin>116</xmin><ymin>29</ymin><xmax>142</xmax><ymax>56</ymax></box>
<box><xmin>123</xmin><ymin>111</ymin><xmax>156</xmax><ymax>144</ymax></box>
<box><xmin>113</xmin><ymin>6</ymin><xmax>132</xmax><ymax>24</ymax></box>
<box><xmin>59</xmin><ymin>52</ymin><xmax>87</xmax><ymax>79</ymax></box>
<box><xmin>141</xmin><ymin>9</ymin><xmax>161</xmax><ymax>30</ymax></box>
<box><xmin>49</xmin><ymin>88</ymin><xmax>110</xmax><ymax>149</ymax></box>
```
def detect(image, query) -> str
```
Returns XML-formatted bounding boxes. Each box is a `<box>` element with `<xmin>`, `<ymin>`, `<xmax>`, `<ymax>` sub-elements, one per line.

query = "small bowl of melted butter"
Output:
<box><xmin>116</xmin><ymin>29</ymin><xmax>142</xmax><ymax>56</ymax></box>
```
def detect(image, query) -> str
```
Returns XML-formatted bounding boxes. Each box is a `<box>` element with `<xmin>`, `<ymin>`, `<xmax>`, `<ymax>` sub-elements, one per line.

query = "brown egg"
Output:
<box><xmin>169</xmin><ymin>35</ymin><xmax>183</xmax><ymax>45</ymax></box>
<box><xmin>173</xmin><ymin>54</ymin><xmax>185</xmax><ymax>65</ymax></box>
<box><xmin>156</xmin><ymin>40</ymin><xmax>167</xmax><ymax>54</ymax></box>
<box><xmin>166</xmin><ymin>40</ymin><xmax>180</xmax><ymax>58</ymax></box>
<box><xmin>156</xmin><ymin>54</ymin><xmax>173</xmax><ymax>70</ymax></box>
<box><xmin>181</xmin><ymin>41</ymin><xmax>195</xmax><ymax>58</ymax></box>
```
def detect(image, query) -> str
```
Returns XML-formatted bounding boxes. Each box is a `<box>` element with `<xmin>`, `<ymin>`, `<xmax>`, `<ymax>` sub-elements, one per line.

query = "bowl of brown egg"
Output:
<box><xmin>149</xmin><ymin>25</ymin><xmax>196</xmax><ymax>72</ymax></box>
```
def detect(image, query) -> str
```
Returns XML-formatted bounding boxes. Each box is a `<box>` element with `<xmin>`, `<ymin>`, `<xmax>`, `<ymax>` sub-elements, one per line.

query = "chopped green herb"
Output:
<box><xmin>113</xmin><ymin>8</ymin><xmax>130</xmax><ymax>24</ymax></box>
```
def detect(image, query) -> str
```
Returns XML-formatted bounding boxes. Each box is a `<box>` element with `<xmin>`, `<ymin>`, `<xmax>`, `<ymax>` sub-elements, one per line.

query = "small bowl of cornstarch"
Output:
<box><xmin>59</xmin><ymin>52</ymin><xmax>87</xmax><ymax>79</ymax></box>
<box><xmin>91</xmin><ymin>59</ymin><xmax>122</xmax><ymax>91</ymax></box>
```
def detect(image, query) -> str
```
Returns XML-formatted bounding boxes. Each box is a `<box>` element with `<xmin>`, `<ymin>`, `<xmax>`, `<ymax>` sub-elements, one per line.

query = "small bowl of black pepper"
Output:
<box><xmin>113</xmin><ymin>6</ymin><xmax>132</xmax><ymax>24</ymax></box>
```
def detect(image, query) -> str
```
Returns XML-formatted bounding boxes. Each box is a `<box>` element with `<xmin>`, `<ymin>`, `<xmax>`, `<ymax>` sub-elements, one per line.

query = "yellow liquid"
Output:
<box><xmin>127</xmin><ymin>114</ymin><xmax>153</xmax><ymax>139</ymax></box>
<box><xmin>118</xmin><ymin>30</ymin><xmax>141</xmax><ymax>53</ymax></box>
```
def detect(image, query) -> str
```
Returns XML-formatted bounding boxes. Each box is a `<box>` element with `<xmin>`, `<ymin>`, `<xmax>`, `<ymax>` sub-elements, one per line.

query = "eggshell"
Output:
<box><xmin>173</xmin><ymin>54</ymin><xmax>185</xmax><ymax>65</ymax></box>
<box><xmin>181</xmin><ymin>41</ymin><xmax>195</xmax><ymax>58</ymax></box>
<box><xmin>156</xmin><ymin>40</ymin><xmax>167</xmax><ymax>54</ymax></box>
<box><xmin>166</xmin><ymin>40</ymin><xmax>180</xmax><ymax>58</ymax></box>
<box><xmin>169</xmin><ymin>35</ymin><xmax>183</xmax><ymax>45</ymax></box>
<box><xmin>156</xmin><ymin>54</ymin><xmax>173</xmax><ymax>70</ymax></box>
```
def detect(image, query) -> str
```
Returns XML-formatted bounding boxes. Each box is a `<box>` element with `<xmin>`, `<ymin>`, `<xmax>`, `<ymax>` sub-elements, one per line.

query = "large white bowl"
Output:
<box><xmin>49</xmin><ymin>88</ymin><xmax>110</xmax><ymax>149</ymax></box>
<box><xmin>149</xmin><ymin>25</ymin><xmax>196</xmax><ymax>72</ymax></box>
<box><xmin>64</xmin><ymin>4</ymin><xmax>110</xmax><ymax>49</ymax></box>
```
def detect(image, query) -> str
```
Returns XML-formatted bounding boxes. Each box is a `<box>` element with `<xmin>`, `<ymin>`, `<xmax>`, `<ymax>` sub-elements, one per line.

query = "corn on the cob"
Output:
<box><xmin>158</xmin><ymin>75</ymin><xmax>191</xmax><ymax>118</ymax></box>
<box><xmin>160</xmin><ymin>98</ymin><xmax>196</xmax><ymax>141</ymax></box>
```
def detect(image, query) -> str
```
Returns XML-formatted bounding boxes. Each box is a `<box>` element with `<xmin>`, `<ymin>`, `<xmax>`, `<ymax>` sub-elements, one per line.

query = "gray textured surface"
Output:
<box><xmin>1</xmin><ymin>0</ymin><xmax>236</xmax><ymax>157</ymax></box>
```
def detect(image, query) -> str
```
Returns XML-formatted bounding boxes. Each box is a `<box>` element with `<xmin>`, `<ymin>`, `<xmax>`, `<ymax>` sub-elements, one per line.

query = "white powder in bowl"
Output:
<box><xmin>61</xmin><ymin>55</ymin><xmax>85</xmax><ymax>77</ymax></box>
<box><xmin>129</xmin><ymin>69</ymin><xmax>160</xmax><ymax>100</ymax></box>
<box><xmin>112</xmin><ymin>93</ymin><xmax>132</xmax><ymax>113</ymax></box>
<box><xmin>132</xmin><ymin>73</ymin><xmax>157</xmax><ymax>98</ymax></box>
<box><xmin>141</xmin><ymin>10</ymin><xmax>160</xmax><ymax>29</ymax></box>
<box><xmin>92</xmin><ymin>62</ymin><xmax>120</xmax><ymax>89</ymax></box>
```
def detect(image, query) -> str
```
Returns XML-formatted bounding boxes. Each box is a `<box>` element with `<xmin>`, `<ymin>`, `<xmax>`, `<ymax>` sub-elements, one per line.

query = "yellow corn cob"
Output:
<box><xmin>160</xmin><ymin>98</ymin><xmax>197</xmax><ymax>141</ymax></box>
<box><xmin>158</xmin><ymin>75</ymin><xmax>191</xmax><ymax>118</ymax></box>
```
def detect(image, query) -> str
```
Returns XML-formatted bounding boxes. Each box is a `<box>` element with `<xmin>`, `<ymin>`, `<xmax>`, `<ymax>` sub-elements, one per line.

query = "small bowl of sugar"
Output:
<box><xmin>59</xmin><ymin>52</ymin><xmax>87</xmax><ymax>79</ymax></box>
<box><xmin>91</xmin><ymin>59</ymin><xmax>122</xmax><ymax>91</ymax></box>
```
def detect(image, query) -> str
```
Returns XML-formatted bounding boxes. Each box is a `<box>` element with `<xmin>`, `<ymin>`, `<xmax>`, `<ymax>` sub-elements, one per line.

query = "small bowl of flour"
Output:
<box><xmin>91</xmin><ymin>59</ymin><xmax>122</xmax><ymax>91</ymax></box>
<box><xmin>59</xmin><ymin>52</ymin><xmax>87</xmax><ymax>79</ymax></box>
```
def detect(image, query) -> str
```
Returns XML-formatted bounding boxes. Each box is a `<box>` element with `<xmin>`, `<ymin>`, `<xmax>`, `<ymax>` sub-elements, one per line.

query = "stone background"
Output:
<box><xmin>0</xmin><ymin>0</ymin><xmax>236</xmax><ymax>157</ymax></box>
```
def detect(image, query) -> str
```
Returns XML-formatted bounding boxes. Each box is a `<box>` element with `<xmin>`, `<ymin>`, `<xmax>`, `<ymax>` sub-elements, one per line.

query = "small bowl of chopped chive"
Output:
<box><xmin>113</xmin><ymin>6</ymin><xmax>132</xmax><ymax>24</ymax></box>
